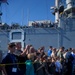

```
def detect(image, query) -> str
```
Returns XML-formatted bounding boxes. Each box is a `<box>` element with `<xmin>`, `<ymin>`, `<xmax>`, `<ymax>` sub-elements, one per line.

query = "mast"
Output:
<box><xmin>55</xmin><ymin>0</ymin><xmax>59</xmax><ymax>23</ymax></box>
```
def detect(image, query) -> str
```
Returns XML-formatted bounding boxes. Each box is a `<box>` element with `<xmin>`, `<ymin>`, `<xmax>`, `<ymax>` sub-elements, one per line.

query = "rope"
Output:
<box><xmin>0</xmin><ymin>60</ymin><xmax>40</xmax><ymax>66</ymax></box>
<box><xmin>0</xmin><ymin>61</ymin><xmax>47</xmax><ymax>67</ymax></box>
<box><xmin>0</xmin><ymin>62</ymin><xmax>33</xmax><ymax>66</ymax></box>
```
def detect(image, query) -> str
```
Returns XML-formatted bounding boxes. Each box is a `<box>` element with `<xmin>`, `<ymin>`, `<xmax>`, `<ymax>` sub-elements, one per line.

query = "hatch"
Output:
<box><xmin>9</xmin><ymin>29</ymin><xmax>25</xmax><ymax>50</ymax></box>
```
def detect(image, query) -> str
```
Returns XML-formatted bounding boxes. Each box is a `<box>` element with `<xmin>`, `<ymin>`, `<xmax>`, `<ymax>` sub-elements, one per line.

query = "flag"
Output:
<box><xmin>0</xmin><ymin>0</ymin><xmax>7</xmax><ymax>3</ymax></box>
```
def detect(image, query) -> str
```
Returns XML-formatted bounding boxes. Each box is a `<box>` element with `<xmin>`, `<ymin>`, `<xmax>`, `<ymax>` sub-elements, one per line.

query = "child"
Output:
<box><xmin>26</xmin><ymin>53</ymin><xmax>35</xmax><ymax>75</ymax></box>
<box><xmin>55</xmin><ymin>56</ymin><xmax>62</xmax><ymax>75</ymax></box>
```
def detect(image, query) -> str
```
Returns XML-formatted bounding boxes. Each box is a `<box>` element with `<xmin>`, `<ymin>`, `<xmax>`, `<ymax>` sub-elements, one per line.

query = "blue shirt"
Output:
<box><xmin>47</xmin><ymin>50</ymin><xmax>52</xmax><ymax>57</ymax></box>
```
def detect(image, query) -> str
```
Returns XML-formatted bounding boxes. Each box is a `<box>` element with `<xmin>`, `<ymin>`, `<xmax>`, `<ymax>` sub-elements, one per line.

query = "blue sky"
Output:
<box><xmin>1</xmin><ymin>0</ymin><xmax>55</xmax><ymax>26</ymax></box>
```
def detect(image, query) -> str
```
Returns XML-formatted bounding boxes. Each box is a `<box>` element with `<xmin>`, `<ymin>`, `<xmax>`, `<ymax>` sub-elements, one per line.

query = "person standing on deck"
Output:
<box><xmin>14</xmin><ymin>42</ymin><xmax>28</xmax><ymax>75</ymax></box>
<box><xmin>1</xmin><ymin>43</ymin><xmax>22</xmax><ymax>75</ymax></box>
<box><xmin>47</xmin><ymin>46</ymin><xmax>53</xmax><ymax>57</ymax></box>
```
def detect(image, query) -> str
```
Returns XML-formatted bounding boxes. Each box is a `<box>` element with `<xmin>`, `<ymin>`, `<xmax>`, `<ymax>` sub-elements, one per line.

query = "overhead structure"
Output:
<box><xmin>0</xmin><ymin>0</ymin><xmax>7</xmax><ymax>25</ymax></box>
<box><xmin>0</xmin><ymin>0</ymin><xmax>7</xmax><ymax>3</ymax></box>
<box><xmin>50</xmin><ymin>0</ymin><xmax>65</xmax><ymax>27</ymax></box>
<box><xmin>64</xmin><ymin>0</ymin><xmax>75</xmax><ymax>18</ymax></box>
<box><xmin>50</xmin><ymin>0</ymin><xmax>75</xmax><ymax>27</ymax></box>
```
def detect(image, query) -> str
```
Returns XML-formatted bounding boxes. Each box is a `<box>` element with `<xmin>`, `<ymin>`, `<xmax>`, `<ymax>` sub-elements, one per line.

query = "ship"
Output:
<box><xmin>0</xmin><ymin>0</ymin><xmax>75</xmax><ymax>56</ymax></box>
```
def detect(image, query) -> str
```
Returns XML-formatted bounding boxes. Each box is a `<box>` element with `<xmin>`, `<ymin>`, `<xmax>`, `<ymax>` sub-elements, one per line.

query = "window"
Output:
<box><xmin>12</xmin><ymin>32</ymin><xmax>21</xmax><ymax>40</ymax></box>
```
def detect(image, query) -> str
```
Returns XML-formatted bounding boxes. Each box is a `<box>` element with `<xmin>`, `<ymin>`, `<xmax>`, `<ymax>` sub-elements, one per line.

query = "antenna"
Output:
<box><xmin>27</xmin><ymin>8</ymin><xmax>29</xmax><ymax>26</ymax></box>
<box><xmin>22</xmin><ymin>9</ymin><xmax>24</xmax><ymax>26</ymax></box>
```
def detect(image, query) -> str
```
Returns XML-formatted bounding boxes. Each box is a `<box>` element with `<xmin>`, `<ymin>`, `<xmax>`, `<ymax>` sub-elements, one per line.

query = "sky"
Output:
<box><xmin>1</xmin><ymin>0</ymin><xmax>55</xmax><ymax>26</ymax></box>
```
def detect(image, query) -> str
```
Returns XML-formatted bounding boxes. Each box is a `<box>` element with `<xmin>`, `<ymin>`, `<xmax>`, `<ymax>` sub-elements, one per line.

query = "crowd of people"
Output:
<box><xmin>31</xmin><ymin>22</ymin><xmax>58</xmax><ymax>28</ymax></box>
<box><xmin>0</xmin><ymin>42</ymin><xmax>75</xmax><ymax>75</ymax></box>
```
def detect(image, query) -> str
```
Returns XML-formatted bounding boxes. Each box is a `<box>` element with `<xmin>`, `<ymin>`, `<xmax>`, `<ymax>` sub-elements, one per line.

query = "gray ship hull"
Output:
<box><xmin>0</xmin><ymin>27</ymin><xmax>75</xmax><ymax>53</ymax></box>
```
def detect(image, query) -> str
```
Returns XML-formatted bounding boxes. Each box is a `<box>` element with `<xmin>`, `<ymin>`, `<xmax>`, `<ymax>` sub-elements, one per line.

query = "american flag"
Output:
<box><xmin>0</xmin><ymin>0</ymin><xmax>7</xmax><ymax>3</ymax></box>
